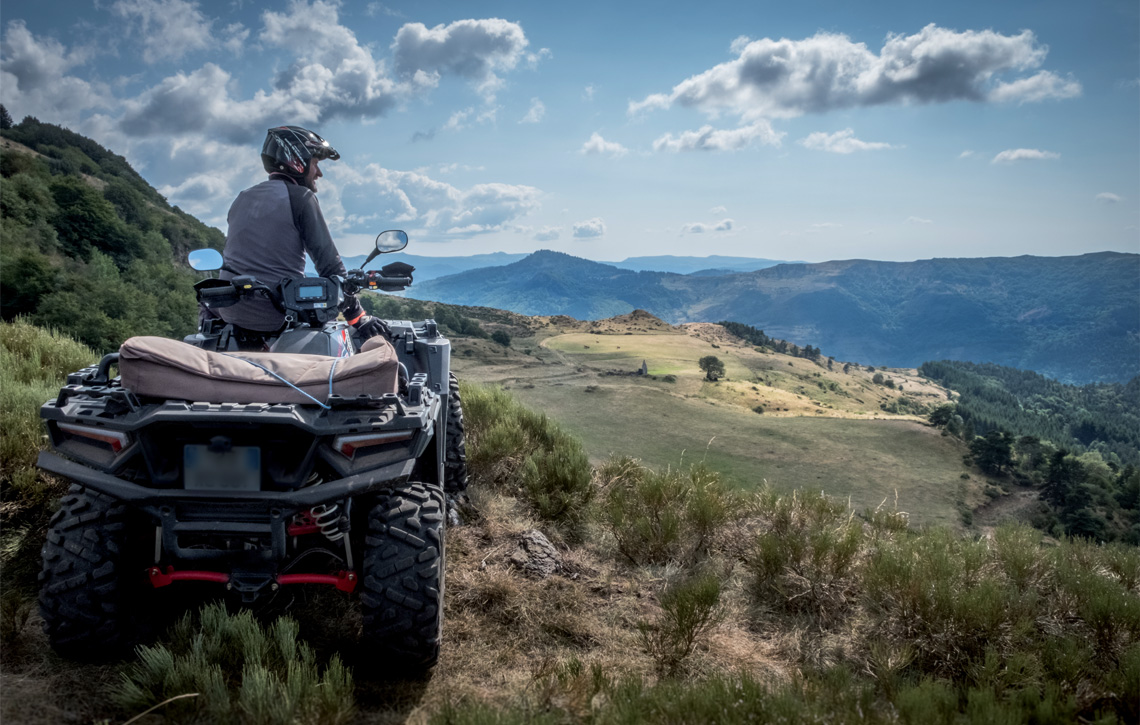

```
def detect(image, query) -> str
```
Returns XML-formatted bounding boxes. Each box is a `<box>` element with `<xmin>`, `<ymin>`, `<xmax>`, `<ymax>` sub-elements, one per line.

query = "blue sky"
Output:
<box><xmin>2</xmin><ymin>0</ymin><xmax>1137</xmax><ymax>262</ymax></box>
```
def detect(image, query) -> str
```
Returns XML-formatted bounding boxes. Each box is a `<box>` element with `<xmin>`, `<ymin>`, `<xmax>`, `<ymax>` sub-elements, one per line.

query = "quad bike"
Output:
<box><xmin>36</xmin><ymin>231</ymin><xmax>465</xmax><ymax>669</ymax></box>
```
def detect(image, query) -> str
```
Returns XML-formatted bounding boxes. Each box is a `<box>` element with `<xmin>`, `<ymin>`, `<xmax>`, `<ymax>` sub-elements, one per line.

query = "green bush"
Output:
<box><xmin>463</xmin><ymin>383</ymin><xmax>593</xmax><ymax>534</ymax></box>
<box><xmin>599</xmin><ymin>457</ymin><xmax>738</xmax><ymax>566</ymax></box>
<box><xmin>638</xmin><ymin>570</ymin><xmax>725</xmax><ymax>677</ymax></box>
<box><xmin>747</xmin><ymin>488</ymin><xmax>864</xmax><ymax>625</ymax></box>
<box><xmin>115</xmin><ymin>603</ymin><xmax>355</xmax><ymax>725</ymax></box>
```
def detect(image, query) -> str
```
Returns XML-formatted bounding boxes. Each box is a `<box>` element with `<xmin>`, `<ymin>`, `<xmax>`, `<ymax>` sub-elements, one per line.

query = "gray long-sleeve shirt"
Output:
<box><xmin>219</xmin><ymin>178</ymin><xmax>364</xmax><ymax>331</ymax></box>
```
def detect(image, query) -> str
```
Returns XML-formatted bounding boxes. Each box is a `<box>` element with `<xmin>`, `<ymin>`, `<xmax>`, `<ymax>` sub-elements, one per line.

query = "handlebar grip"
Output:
<box><xmin>199</xmin><ymin>285</ymin><xmax>236</xmax><ymax>299</ymax></box>
<box><xmin>367</xmin><ymin>276</ymin><xmax>412</xmax><ymax>291</ymax></box>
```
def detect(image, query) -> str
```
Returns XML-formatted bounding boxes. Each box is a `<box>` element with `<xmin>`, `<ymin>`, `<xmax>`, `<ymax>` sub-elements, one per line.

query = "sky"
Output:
<box><xmin>2</xmin><ymin>0</ymin><xmax>1138</xmax><ymax>263</ymax></box>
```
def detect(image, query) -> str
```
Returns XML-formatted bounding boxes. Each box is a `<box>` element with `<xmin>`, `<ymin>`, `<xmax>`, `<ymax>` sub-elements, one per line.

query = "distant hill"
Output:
<box><xmin>411</xmin><ymin>250</ymin><xmax>1140</xmax><ymax>384</ymax></box>
<box><xmin>318</xmin><ymin>252</ymin><xmax>790</xmax><ymax>281</ymax></box>
<box><xmin>312</xmin><ymin>251</ymin><xmax>529</xmax><ymax>282</ymax></box>
<box><xmin>604</xmin><ymin>254</ymin><xmax>792</xmax><ymax>274</ymax></box>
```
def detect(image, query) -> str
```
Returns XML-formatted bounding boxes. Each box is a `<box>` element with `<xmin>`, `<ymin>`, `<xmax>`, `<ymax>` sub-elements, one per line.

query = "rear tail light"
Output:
<box><xmin>58</xmin><ymin>423</ymin><xmax>130</xmax><ymax>453</ymax></box>
<box><xmin>333</xmin><ymin>430</ymin><xmax>414</xmax><ymax>458</ymax></box>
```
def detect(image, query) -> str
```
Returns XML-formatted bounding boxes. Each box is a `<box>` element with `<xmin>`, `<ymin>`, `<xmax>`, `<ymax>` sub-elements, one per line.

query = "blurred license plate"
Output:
<box><xmin>183</xmin><ymin>445</ymin><xmax>261</xmax><ymax>491</ymax></box>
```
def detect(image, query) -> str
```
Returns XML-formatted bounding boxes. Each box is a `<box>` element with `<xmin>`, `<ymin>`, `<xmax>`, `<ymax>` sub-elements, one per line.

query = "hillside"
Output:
<box><xmin>412</xmin><ymin>250</ymin><xmax>1140</xmax><ymax>384</ymax></box>
<box><xmin>0</xmin><ymin>117</ymin><xmax>224</xmax><ymax>352</ymax></box>
<box><xmin>441</xmin><ymin>307</ymin><xmax>995</xmax><ymax>529</ymax></box>
<box><xmin>3</xmin><ymin>320</ymin><xmax>1137</xmax><ymax>724</ymax></box>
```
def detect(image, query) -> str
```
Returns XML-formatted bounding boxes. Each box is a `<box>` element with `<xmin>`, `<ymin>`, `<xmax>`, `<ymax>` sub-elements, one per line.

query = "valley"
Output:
<box><xmin>451</xmin><ymin>310</ymin><xmax>996</xmax><ymax>528</ymax></box>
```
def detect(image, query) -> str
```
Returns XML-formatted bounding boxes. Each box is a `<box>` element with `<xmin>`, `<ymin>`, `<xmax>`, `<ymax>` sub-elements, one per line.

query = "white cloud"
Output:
<box><xmin>709</xmin><ymin>205</ymin><xmax>727</xmax><ymax>214</ymax></box>
<box><xmin>573</xmin><ymin>218</ymin><xmax>606</xmax><ymax>238</ymax></box>
<box><xmin>0</xmin><ymin>21</ymin><xmax>109</xmax><ymax>125</ymax></box>
<box><xmin>580</xmin><ymin>132</ymin><xmax>629</xmax><ymax>158</ymax></box>
<box><xmin>222</xmin><ymin>23</ymin><xmax>250</xmax><ymax>54</ymax></box>
<box><xmin>989</xmin><ymin>71</ymin><xmax>1081</xmax><ymax>103</ymax></box>
<box><xmin>444</xmin><ymin>107</ymin><xmax>473</xmax><ymax>131</ymax></box>
<box><xmin>992</xmin><ymin>148</ymin><xmax>1060</xmax><ymax>164</ymax></box>
<box><xmin>729</xmin><ymin>35</ymin><xmax>752</xmax><ymax>54</ymax></box>
<box><xmin>631</xmin><ymin>24</ymin><xmax>1077</xmax><ymax>121</ymax></box>
<box><xmin>119</xmin><ymin>63</ymin><xmax>312</xmax><ymax>143</ymax></box>
<box><xmin>1096</xmin><ymin>192</ymin><xmax>1122</xmax><ymax>203</ymax></box>
<box><xmin>906</xmin><ymin>216</ymin><xmax>933</xmax><ymax>224</ymax></box>
<box><xmin>392</xmin><ymin>18</ymin><xmax>532</xmax><ymax>100</ymax></box>
<box><xmin>959</xmin><ymin>150</ymin><xmax>976</xmax><ymax>158</ymax></box>
<box><xmin>520</xmin><ymin>97</ymin><xmax>545</xmax><ymax>123</ymax></box>
<box><xmin>366</xmin><ymin>2</ymin><xmax>404</xmax><ymax>18</ymax></box>
<box><xmin>111</xmin><ymin>0</ymin><xmax>217</xmax><ymax>63</ymax></box>
<box><xmin>799</xmin><ymin>128</ymin><xmax>894</xmax><ymax>154</ymax></box>
<box><xmin>332</xmin><ymin>162</ymin><xmax>541</xmax><ymax>236</ymax></box>
<box><xmin>583</xmin><ymin>84</ymin><xmax>595</xmax><ymax>101</ymax></box>
<box><xmin>534</xmin><ymin>226</ymin><xmax>560</xmax><ymax>241</ymax></box>
<box><xmin>652</xmin><ymin>121</ymin><xmax>783</xmax><ymax>152</ymax></box>
<box><xmin>438</xmin><ymin>162</ymin><xmax>485</xmax><ymax>174</ymax></box>
<box><xmin>683</xmin><ymin>218</ymin><xmax>734</xmax><ymax>234</ymax></box>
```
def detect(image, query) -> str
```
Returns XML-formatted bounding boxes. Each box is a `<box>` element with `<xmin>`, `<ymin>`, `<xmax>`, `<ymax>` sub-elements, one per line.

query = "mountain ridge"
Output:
<box><xmin>411</xmin><ymin>249</ymin><xmax>1140</xmax><ymax>384</ymax></box>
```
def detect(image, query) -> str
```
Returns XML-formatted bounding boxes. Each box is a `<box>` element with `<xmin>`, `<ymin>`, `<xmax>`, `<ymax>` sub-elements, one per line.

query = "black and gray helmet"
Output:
<box><xmin>261</xmin><ymin>126</ymin><xmax>340</xmax><ymax>178</ymax></box>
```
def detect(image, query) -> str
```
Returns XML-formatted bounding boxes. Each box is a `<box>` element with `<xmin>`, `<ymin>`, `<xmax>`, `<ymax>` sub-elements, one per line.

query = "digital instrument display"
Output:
<box><xmin>297</xmin><ymin>284</ymin><xmax>326</xmax><ymax>301</ymax></box>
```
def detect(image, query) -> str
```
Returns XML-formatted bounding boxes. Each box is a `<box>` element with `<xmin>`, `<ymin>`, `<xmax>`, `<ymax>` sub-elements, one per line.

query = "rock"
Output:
<box><xmin>509</xmin><ymin>530</ymin><xmax>561</xmax><ymax>579</ymax></box>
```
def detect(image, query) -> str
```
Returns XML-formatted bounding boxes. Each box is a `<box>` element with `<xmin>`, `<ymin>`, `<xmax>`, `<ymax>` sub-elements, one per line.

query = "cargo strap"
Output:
<box><xmin>219</xmin><ymin>354</ymin><xmax>340</xmax><ymax>409</ymax></box>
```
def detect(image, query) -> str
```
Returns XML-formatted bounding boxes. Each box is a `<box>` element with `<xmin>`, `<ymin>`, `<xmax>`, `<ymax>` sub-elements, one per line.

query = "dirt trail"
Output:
<box><xmin>973</xmin><ymin>483</ymin><xmax>1041</xmax><ymax>533</ymax></box>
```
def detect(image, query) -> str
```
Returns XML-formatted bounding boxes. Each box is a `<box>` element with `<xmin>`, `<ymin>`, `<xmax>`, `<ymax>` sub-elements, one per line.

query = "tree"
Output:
<box><xmin>929</xmin><ymin>404</ymin><xmax>957</xmax><ymax>428</ymax></box>
<box><xmin>872</xmin><ymin>372</ymin><xmax>885</xmax><ymax>385</ymax></box>
<box><xmin>698</xmin><ymin>355</ymin><xmax>725</xmax><ymax>381</ymax></box>
<box><xmin>0</xmin><ymin>105</ymin><xmax>12</xmax><ymax>130</ymax></box>
<box><xmin>1043</xmin><ymin>451</ymin><xmax>1087</xmax><ymax>508</ymax></box>
<box><xmin>491</xmin><ymin>330</ymin><xmax>511</xmax><ymax>347</ymax></box>
<box><xmin>970</xmin><ymin>430</ymin><xmax>1013</xmax><ymax>475</ymax></box>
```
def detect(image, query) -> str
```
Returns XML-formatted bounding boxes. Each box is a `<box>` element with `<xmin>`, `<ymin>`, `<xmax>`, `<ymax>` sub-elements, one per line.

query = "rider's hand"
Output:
<box><xmin>352</xmin><ymin>315</ymin><xmax>388</xmax><ymax>340</ymax></box>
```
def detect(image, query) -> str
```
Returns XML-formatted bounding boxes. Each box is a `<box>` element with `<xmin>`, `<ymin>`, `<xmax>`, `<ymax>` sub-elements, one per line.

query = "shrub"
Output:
<box><xmin>0</xmin><ymin>319</ymin><xmax>99</xmax><ymax>591</ymax></box>
<box><xmin>639</xmin><ymin>570</ymin><xmax>725</xmax><ymax>677</ymax></box>
<box><xmin>747</xmin><ymin>489</ymin><xmax>864</xmax><ymax>625</ymax></box>
<box><xmin>115</xmin><ymin>603</ymin><xmax>354</xmax><ymax>725</ymax></box>
<box><xmin>463</xmin><ymin>383</ymin><xmax>594</xmax><ymax>534</ymax></box>
<box><xmin>599</xmin><ymin>458</ymin><xmax>739</xmax><ymax>566</ymax></box>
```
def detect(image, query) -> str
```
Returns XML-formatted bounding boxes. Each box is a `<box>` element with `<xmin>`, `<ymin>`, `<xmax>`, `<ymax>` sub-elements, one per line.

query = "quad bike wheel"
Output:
<box><xmin>360</xmin><ymin>482</ymin><xmax>444</xmax><ymax>669</ymax></box>
<box><xmin>39</xmin><ymin>484</ymin><xmax>140</xmax><ymax>657</ymax></box>
<box><xmin>444</xmin><ymin>372</ymin><xmax>468</xmax><ymax>493</ymax></box>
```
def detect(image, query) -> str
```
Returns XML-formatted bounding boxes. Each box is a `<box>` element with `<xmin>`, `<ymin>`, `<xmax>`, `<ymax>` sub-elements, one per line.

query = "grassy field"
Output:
<box><xmin>456</xmin><ymin>314</ymin><xmax>991</xmax><ymax>528</ymax></box>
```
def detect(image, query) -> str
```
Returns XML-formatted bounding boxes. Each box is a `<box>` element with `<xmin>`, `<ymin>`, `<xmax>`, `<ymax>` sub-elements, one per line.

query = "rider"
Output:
<box><xmin>214</xmin><ymin>125</ymin><xmax>386</xmax><ymax>344</ymax></box>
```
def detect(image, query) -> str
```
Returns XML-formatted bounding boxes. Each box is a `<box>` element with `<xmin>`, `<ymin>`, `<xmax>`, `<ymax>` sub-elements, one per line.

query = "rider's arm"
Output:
<box><xmin>287</xmin><ymin>184</ymin><xmax>366</xmax><ymax>323</ymax></box>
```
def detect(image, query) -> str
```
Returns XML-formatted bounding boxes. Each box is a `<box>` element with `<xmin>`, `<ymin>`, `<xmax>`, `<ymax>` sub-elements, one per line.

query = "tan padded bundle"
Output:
<box><xmin>118</xmin><ymin>336</ymin><xmax>399</xmax><ymax>404</ymax></box>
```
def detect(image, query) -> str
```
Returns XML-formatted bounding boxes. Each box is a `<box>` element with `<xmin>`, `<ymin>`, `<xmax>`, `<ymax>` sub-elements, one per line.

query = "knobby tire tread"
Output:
<box><xmin>360</xmin><ymin>482</ymin><xmax>444</xmax><ymax>669</ymax></box>
<box><xmin>38</xmin><ymin>484</ymin><xmax>134</xmax><ymax>658</ymax></box>
<box><xmin>444</xmin><ymin>372</ymin><xmax>468</xmax><ymax>493</ymax></box>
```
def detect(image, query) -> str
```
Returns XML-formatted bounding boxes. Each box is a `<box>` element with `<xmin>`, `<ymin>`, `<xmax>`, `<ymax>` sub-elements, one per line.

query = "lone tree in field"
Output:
<box><xmin>698</xmin><ymin>355</ymin><xmax>725</xmax><ymax>381</ymax></box>
<box><xmin>491</xmin><ymin>330</ymin><xmax>511</xmax><ymax>347</ymax></box>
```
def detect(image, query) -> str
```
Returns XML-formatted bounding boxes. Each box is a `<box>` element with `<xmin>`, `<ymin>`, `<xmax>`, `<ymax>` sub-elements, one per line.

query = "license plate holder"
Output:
<box><xmin>183</xmin><ymin>445</ymin><xmax>261</xmax><ymax>491</ymax></box>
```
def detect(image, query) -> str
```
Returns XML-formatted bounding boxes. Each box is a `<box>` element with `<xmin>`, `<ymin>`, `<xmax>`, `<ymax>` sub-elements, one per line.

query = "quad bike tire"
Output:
<box><xmin>39</xmin><ymin>484</ymin><xmax>137</xmax><ymax>658</ymax></box>
<box><xmin>444</xmin><ymin>372</ymin><xmax>468</xmax><ymax>493</ymax></box>
<box><xmin>360</xmin><ymin>482</ymin><xmax>445</xmax><ymax>669</ymax></box>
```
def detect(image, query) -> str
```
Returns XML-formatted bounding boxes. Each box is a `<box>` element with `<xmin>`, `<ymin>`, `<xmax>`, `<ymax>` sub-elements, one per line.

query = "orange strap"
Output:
<box><xmin>345</xmin><ymin>311</ymin><xmax>366</xmax><ymax>326</ymax></box>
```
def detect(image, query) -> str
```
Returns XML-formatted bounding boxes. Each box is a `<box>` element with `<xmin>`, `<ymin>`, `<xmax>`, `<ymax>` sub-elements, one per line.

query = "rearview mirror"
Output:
<box><xmin>363</xmin><ymin>230</ymin><xmax>409</xmax><ymax>266</ymax></box>
<box><xmin>188</xmin><ymin>248</ymin><xmax>224</xmax><ymax>271</ymax></box>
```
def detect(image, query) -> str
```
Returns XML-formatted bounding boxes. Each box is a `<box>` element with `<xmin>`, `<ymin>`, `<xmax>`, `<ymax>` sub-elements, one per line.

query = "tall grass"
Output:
<box><xmin>115</xmin><ymin>602</ymin><xmax>355</xmax><ymax>725</ymax></box>
<box><xmin>0</xmin><ymin>319</ymin><xmax>99</xmax><ymax>592</ymax></box>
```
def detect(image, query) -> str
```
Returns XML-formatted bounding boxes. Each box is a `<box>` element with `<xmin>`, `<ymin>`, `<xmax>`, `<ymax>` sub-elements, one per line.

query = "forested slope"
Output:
<box><xmin>0</xmin><ymin>113</ymin><xmax>224</xmax><ymax>352</ymax></box>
